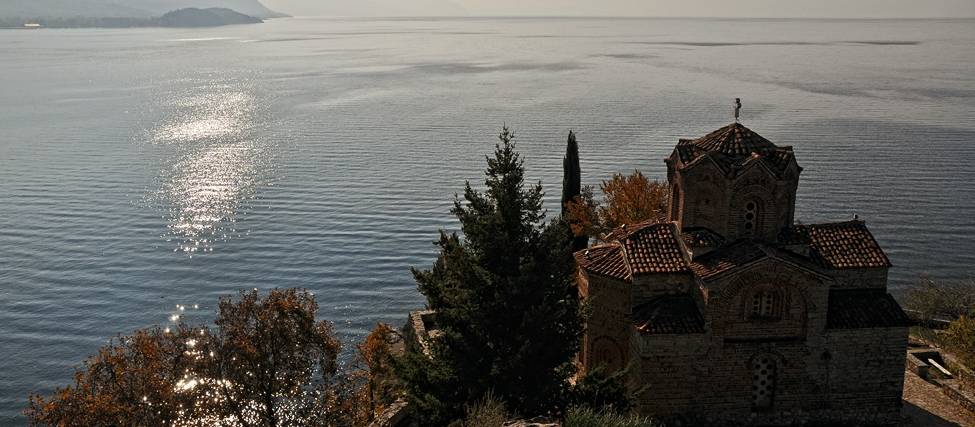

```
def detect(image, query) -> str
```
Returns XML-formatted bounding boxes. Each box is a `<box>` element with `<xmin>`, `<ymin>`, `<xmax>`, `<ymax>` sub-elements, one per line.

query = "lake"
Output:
<box><xmin>1</xmin><ymin>16</ymin><xmax>974</xmax><ymax>421</ymax></box>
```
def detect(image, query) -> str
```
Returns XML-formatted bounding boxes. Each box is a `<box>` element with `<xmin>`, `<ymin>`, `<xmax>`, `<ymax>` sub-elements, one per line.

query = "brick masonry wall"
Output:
<box><xmin>633</xmin><ymin>332</ymin><xmax>707</xmax><ymax>416</ymax></box>
<box><xmin>581</xmin><ymin>273</ymin><xmax>633</xmax><ymax>373</ymax></box>
<box><xmin>704</xmin><ymin>262</ymin><xmax>830</xmax><ymax>341</ymax></box>
<box><xmin>820</xmin><ymin>327</ymin><xmax>909</xmax><ymax>423</ymax></box>
<box><xmin>829</xmin><ymin>268</ymin><xmax>889</xmax><ymax>289</ymax></box>
<box><xmin>631</xmin><ymin>273</ymin><xmax>696</xmax><ymax>307</ymax></box>
<box><xmin>626</xmin><ymin>262</ymin><xmax>906</xmax><ymax>425</ymax></box>
<box><xmin>633</xmin><ymin>327</ymin><xmax>908</xmax><ymax>426</ymax></box>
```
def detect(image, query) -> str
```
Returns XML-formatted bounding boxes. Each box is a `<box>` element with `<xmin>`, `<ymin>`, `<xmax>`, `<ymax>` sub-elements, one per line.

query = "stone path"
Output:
<box><xmin>902</xmin><ymin>370</ymin><xmax>975</xmax><ymax>426</ymax></box>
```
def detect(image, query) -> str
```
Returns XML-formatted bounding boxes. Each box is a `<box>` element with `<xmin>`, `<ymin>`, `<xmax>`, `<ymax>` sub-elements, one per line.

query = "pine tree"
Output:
<box><xmin>561</xmin><ymin>130</ymin><xmax>588</xmax><ymax>252</ymax></box>
<box><xmin>397</xmin><ymin>126</ymin><xmax>583</xmax><ymax>424</ymax></box>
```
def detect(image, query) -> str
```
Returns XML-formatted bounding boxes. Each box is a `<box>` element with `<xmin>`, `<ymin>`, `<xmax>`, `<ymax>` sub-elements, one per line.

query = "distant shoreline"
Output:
<box><xmin>0</xmin><ymin>7</ymin><xmax>265</xmax><ymax>29</ymax></box>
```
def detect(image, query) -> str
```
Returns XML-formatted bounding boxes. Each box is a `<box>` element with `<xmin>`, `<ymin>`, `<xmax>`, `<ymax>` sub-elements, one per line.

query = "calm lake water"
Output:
<box><xmin>1</xmin><ymin>16</ymin><xmax>974</xmax><ymax>420</ymax></box>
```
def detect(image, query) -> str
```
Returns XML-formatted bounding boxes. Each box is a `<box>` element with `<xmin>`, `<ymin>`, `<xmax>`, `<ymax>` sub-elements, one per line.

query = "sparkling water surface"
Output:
<box><xmin>1</xmin><ymin>17</ymin><xmax>974</xmax><ymax>421</ymax></box>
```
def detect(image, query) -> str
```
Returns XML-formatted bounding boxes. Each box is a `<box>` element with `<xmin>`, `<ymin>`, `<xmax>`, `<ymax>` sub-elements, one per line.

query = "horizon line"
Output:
<box><xmin>278</xmin><ymin>14</ymin><xmax>975</xmax><ymax>21</ymax></box>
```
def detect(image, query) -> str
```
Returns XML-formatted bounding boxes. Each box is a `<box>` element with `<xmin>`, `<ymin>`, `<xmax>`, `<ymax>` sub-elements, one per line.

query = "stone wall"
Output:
<box><xmin>829</xmin><ymin>268</ymin><xmax>889</xmax><ymax>289</ymax></box>
<box><xmin>633</xmin><ymin>332</ymin><xmax>706</xmax><ymax>416</ymax></box>
<box><xmin>671</xmin><ymin>157</ymin><xmax>799</xmax><ymax>242</ymax></box>
<box><xmin>580</xmin><ymin>273</ymin><xmax>632</xmax><ymax>373</ymax></box>
<box><xmin>704</xmin><ymin>262</ymin><xmax>829</xmax><ymax>342</ymax></box>
<box><xmin>631</xmin><ymin>272</ymin><xmax>696</xmax><ymax>306</ymax></box>
<box><xmin>822</xmin><ymin>327</ymin><xmax>908</xmax><ymax>424</ymax></box>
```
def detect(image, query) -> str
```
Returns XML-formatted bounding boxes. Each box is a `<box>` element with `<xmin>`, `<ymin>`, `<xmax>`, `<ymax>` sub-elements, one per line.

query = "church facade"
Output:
<box><xmin>574</xmin><ymin>122</ymin><xmax>910</xmax><ymax>425</ymax></box>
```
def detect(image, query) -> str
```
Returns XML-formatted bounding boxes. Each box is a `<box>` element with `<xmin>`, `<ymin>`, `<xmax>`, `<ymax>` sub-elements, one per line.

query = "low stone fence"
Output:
<box><xmin>906</xmin><ymin>342</ymin><xmax>975</xmax><ymax>416</ymax></box>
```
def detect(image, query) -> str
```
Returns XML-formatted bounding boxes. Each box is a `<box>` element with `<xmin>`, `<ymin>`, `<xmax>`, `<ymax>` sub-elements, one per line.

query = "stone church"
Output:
<box><xmin>574</xmin><ymin>122</ymin><xmax>911</xmax><ymax>425</ymax></box>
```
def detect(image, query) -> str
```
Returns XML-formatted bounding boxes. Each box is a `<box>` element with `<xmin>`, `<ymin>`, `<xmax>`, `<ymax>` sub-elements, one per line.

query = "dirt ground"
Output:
<box><xmin>901</xmin><ymin>370</ymin><xmax>975</xmax><ymax>426</ymax></box>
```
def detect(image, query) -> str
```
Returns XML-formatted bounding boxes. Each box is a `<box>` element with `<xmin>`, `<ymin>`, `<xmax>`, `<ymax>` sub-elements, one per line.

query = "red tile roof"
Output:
<box><xmin>826</xmin><ymin>290</ymin><xmax>911</xmax><ymax>329</ymax></box>
<box><xmin>619</xmin><ymin>222</ymin><xmax>691</xmax><ymax>274</ymax></box>
<box><xmin>577</xmin><ymin>222</ymin><xmax>691</xmax><ymax>280</ymax></box>
<box><xmin>688</xmin><ymin>122</ymin><xmax>778</xmax><ymax>156</ymax></box>
<box><xmin>673</xmin><ymin>123</ymin><xmax>797</xmax><ymax>178</ymax></box>
<box><xmin>575</xmin><ymin>244</ymin><xmax>630</xmax><ymax>281</ymax></box>
<box><xmin>633</xmin><ymin>294</ymin><xmax>705</xmax><ymax>334</ymax></box>
<box><xmin>781</xmin><ymin>220</ymin><xmax>891</xmax><ymax>269</ymax></box>
<box><xmin>689</xmin><ymin>240</ymin><xmax>768</xmax><ymax>280</ymax></box>
<box><xmin>681</xmin><ymin>227</ymin><xmax>726</xmax><ymax>248</ymax></box>
<box><xmin>602</xmin><ymin>219</ymin><xmax>656</xmax><ymax>242</ymax></box>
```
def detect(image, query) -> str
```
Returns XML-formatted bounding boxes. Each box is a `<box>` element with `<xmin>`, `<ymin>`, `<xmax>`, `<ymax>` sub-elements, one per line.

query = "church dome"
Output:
<box><xmin>688</xmin><ymin>122</ymin><xmax>778</xmax><ymax>156</ymax></box>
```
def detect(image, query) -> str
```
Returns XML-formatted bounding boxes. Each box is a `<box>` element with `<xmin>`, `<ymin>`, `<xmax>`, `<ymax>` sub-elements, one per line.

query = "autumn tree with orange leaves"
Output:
<box><xmin>566</xmin><ymin>170</ymin><xmax>670</xmax><ymax>241</ymax></box>
<box><xmin>351</xmin><ymin>323</ymin><xmax>403</xmax><ymax>424</ymax></box>
<box><xmin>26</xmin><ymin>289</ymin><xmax>356</xmax><ymax>427</ymax></box>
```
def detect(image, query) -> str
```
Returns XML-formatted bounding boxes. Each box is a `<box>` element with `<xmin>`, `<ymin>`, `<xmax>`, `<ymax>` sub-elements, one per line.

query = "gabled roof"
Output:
<box><xmin>689</xmin><ymin>240</ymin><xmax>768</xmax><ymax>280</ymax></box>
<box><xmin>689</xmin><ymin>239</ymin><xmax>829</xmax><ymax>282</ymax></box>
<box><xmin>576</xmin><ymin>222</ymin><xmax>691</xmax><ymax>281</ymax></box>
<box><xmin>633</xmin><ymin>294</ymin><xmax>705</xmax><ymax>334</ymax></box>
<box><xmin>618</xmin><ymin>222</ymin><xmax>691</xmax><ymax>274</ymax></box>
<box><xmin>574</xmin><ymin>243</ymin><xmax>629</xmax><ymax>281</ymax></box>
<box><xmin>780</xmin><ymin>220</ymin><xmax>891</xmax><ymax>269</ymax></box>
<box><xmin>826</xmin><ymin>289</ymin><xmax>911</xmax><ymax>329</ymax></box>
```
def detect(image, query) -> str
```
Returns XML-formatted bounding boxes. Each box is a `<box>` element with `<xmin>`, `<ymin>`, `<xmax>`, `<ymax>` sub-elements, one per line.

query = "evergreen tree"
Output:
<box><xmin>561</xmin><ymin>131</ymin><xmax>588</xmax><ymax>252</ymax></box>
<box><xmin>397</xmin><ymin>126</ymin><xmax>583</xmax><ymax>424</ymax></box>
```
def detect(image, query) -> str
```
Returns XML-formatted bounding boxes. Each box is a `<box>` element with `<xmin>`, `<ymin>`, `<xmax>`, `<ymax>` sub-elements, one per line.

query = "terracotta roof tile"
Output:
<box><xmin>781</xmin><ymin>220</ymin><xmax>891</xmax><ymax>269</ymax></box>
<box><xmin>689</xmin><ymin>122</ymin><xmax>778</xmax><ymax>157</ymax></box>
<box><xmin>673</xmin><ymin>123</ymin><xmax>796</xmax><ymax>178</ymax></box>
<box><xmin>618</xmin><ymin>222</ymin><xmax>690</xmax><ymax>274</ymax></box>
<box><xmin>633</xmin><ymin>294</ymin><xmax>705</xmax><ymax>334</ymax></box>
<box><xmin>603</xmin><ymin>219</ymin><xmax>658</xmax><ymax>242</ymax></box>
<box><xmin>689</xmin><ymin>240</ymin><xmax>767</xmax><ymax>280</ymax></box>
<box><xmin>827</xmin><ymin>290</ymin><xmax>911</xmax><ymax>329</ymax></box>
<box><xmin>681</xmin><ymin>227</ymin><xmax>726</xmax><ymax>248</ymax></box>
<box><xmin>575</xmin><ymin>244</ymin><xmax>630</xmax><ymax>281</ymax></box>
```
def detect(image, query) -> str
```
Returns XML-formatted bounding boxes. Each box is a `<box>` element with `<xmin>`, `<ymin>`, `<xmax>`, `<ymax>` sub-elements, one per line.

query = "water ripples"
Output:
<box><xmin>1</xmin><ymin>17</ymin><xmax>974</xmax><ymax>423</ymax></box>
<box><xmin>149</xmin><ymin>81</ymin><xmax>275</xmax><ymax>252</ymax></box>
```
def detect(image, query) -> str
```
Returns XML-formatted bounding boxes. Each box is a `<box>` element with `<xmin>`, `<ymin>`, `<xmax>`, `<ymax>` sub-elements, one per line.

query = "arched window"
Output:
<box><xmin>750</xmin><ymin>289</ymin><xmax>781</xmax><ymax>319</ymax></box>
<box><xmin>751</xmin><ymin>355</ymin><xmax>776</xmax><ymax>410</ymax></box>
<box><xmin>591</xmin><ymin>337</ymin><xmax>624</xmax><ymax>373</ymax></box>
<box><xmin>743</xmin><ymin>200</ymin><xmax>759</xmax><ymax>235</ymax></box>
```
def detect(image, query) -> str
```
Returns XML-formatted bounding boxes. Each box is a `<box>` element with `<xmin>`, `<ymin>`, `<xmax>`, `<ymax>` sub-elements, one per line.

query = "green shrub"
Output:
<box><xmin>944</xmin><ymin>316</ymin><xmax>975</xmax><ymax>368</ymax></box>
<box><xmin>905</xmin><ymin>277</ymin><xmax>975</xmax><ymax>323</ymax></box>
<box><xmin>563</xmin><ymin>406</ymin><xmax>658</xmax><ymax>427</ymax></box>
<box><xmin>453</xmin><ymin>393</ymin><xmax>508</xmax><ymax>427</ymax></box>
<box><xmin>569</xmin><ymin>365</ymin><xmax>639</xmax><ymax>414</ymax></box>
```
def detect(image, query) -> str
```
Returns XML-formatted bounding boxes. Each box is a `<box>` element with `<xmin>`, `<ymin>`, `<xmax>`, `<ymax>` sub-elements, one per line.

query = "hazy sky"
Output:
<box><xmin>261</xmin><ymin>0</ymin><xmax>975</xmax><ymax>18</ymax></box>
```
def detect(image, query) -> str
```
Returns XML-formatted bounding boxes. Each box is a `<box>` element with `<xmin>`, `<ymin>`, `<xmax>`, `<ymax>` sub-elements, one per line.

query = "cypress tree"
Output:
<box><xmin>561</xmin><ymin>131</ymin><xmax>588</xmax><ymax>252</ymax></box>
<box><xmin>397</xmin><ymin>126</ymin><xmax>583</xmax><ymax>424</ymax></box>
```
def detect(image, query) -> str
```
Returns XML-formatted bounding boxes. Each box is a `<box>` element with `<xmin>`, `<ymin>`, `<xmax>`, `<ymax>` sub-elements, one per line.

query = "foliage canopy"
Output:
<box><xmin>26</xmin><ymin>289</ymin><xmax>361</xmax><ymax>427</ymax></box>
<box><xmin>566</xmin><ymin>170</ymin><xmax>670</xmax><ymax>241</ymax></box>
<box><xmin>397</xmin><ymin>126</ymin><xmax>584</xmax><ymax>424</ymax></box>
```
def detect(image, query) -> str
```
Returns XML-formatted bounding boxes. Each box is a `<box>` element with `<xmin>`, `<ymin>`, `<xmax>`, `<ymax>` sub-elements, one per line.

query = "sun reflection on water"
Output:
<box><xmin>149</xmin><ymin>80</ymin><xmax>274</xmax><ymax>253</ymax></box>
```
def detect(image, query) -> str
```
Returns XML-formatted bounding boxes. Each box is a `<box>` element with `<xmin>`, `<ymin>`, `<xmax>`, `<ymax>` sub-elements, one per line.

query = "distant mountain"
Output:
<box><xmin>134</xmin><ymin>0</ymin><xmax>286</xmax><ymax>18</ymax></box>
<box><xmin>158</xmin><ymin>7</ymin><xmax>262</xmax><ymax>26</ymax></box>
<box><xmin>0</xmin><ymin>0</ymin><xmax>154</xmax><ymax>18</ymax></box>
<box><xmin>0</xmin><ymin>0</ymin><xmax>285</xmax><ymax>19</ymax></box>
